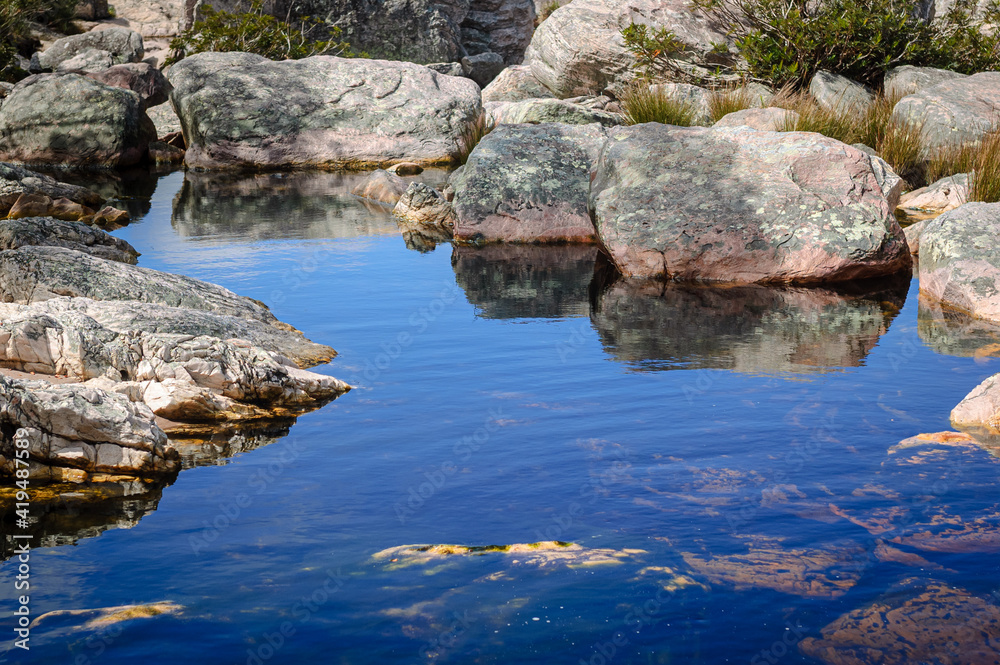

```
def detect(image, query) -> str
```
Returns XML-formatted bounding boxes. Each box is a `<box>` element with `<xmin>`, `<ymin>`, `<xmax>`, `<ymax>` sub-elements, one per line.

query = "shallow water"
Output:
<box><xmin>3</xmin><ymin>168</ymin><xmax>1000</xmax><ymax>664</ymax></box>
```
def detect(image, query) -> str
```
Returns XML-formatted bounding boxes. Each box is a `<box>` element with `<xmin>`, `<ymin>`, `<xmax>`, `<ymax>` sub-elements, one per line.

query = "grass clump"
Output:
<box><xmin>707</xmin><ymin>85</ymin><xmax>757</xmax><ymax>122</ymax></box>
<box><xmin>620</xmin><ymin>82</ymin><xmax>698</xmax><ymax>126</ymax></box>
<box><xmin>456</xmin><ymin>112</ymin><xmax>496</xmax><ymax>165</ymax></box>
<box><xmin>0</xmin><ymin>0</ymin><xmax>79</xmax><ymax>79</ymax></box>
<box><xmin>167</xmin><ymin>0</ymin><xmax>357</xmax><ymax>65</ymax></box>
<box><xmin>927</xmin><ymin>128</ymin><xmax>1000</xmax><ymax>202</ymax></box>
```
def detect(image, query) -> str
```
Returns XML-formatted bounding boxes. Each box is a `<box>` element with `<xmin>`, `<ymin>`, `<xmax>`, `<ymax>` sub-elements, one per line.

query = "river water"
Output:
<box><xmin>3</xmin><ymin>168</ymin><xmax>1000</xmax><ymax>664</ymax></box>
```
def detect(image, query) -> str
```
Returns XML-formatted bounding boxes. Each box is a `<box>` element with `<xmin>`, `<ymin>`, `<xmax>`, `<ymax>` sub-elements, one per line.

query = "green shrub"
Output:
<box><xmin>681</xmin><ymin>0</ymin><xmax>1000</xmax><ymax>89</ymax></box>
<box><xmin>620</xmin><ymin>82</ymin><xmax>698</xmax><ymax>126</ymax></box>
<box><xmin>0</xmin><ymin>0</ymin><xmax>80</xmax><ymax>77</ymax></box>
<box><xmin>167</xmin><ymin>0</ymin><xmax>356</xmax><ymax>65</ymax></box>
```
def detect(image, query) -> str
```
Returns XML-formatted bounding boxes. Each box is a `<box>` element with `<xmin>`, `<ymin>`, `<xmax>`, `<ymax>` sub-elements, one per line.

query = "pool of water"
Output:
<box><xmin>3</xmin><ymin>168</ymin><xmax>1000</xmax><ymax>664</ymax></box>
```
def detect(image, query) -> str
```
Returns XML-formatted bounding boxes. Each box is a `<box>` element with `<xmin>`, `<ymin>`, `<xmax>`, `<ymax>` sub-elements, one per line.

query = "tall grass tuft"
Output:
<box><xmin>970</xmin><ymin>130</ymin><xmax>1000</xmax><ymax>202</ymax></box>
<box><xmin>771</xmin><ymin>86</ymin><xmax>857</xmax><ymax>144</ymax></box>
<box><xmin>456</xmin><ymin>112</ymin><xmax>496</xmax><ymax>165</ymax></box>
<box><xmin>620</xmin><ymin>82</ymin><xmax>697</xmax><ymax>127</ymax></box>
<box><xmin>707</xmin><ymin>85</ymin><xmax>756</xmax><ymax>123</ymax></box>
<box><xmin>926</xmin><ymin>140</ymin><xmax>978</xmax><ymax>185</ymax></box>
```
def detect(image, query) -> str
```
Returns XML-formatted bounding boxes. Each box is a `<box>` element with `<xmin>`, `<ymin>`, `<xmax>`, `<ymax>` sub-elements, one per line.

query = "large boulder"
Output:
<box><xmin>809</xmin><ymin>70</ymin><xmax>872</xmax><ymax>111</ymax></box>
<box><xmin>524</xmin><ymin>0</ymin><xmax>732</xmax><ymax>98</ymax></box>
<box><xmin>883</xmin><ymin>65</ymin><xmax>967</xmax><ymax>97</ymax></box>
<box><xmin>591</xmin><ymin>125</ymin><xmax>910</xmax><ymax>283</ymax></box>
<box><xmin>450</xmin><ymin>122</ymin><xmax>606</xmax><ymax>243</ymax></box>
<box><xmin>87</xmin><ymin>63</ymin><xmax>172</xmax><ymax>110</ymax></box>
<box><xmin>892</xmin><ymin>73</ymin><xmax>1000</xmax><ymax>154</ymax></box>
<box><xmin>31</xmin><ymin>27</ymin><xmax>145</xmax><ymax>72</ymax></box>
<box><xmin>485</xmin><ymin>98</ymin><xmax>621</xmax><ymax>125</ymax></box>
<box><xmin>0</xmin><ymin>74</ymin><xmax>156</xmax><ymax>169</ymax></box>
<box><xmin>0</xmin><ymin>217</ymin><xmax>139</xmax><ymax>264</ymax></box>
<box><xmin>481</xmin><ymin>64</ymin><xmax>555</xmax><ymax>102</ymax></box>
<box><xmin>951</xmin><ymin>372</ymin><xmax>1000</xmax><ymax>440</ymax></box>
<box><xmin>0</xmin><ymin>376</ymin><xmax>177</xmax><ymax>483</ymax></box>
<box><xmin>918</xmin><ymin>202</ymin><xmax>1000</xmax><ymax>323</ymax></box>
<box><xmin>168</xmin><ymin>52</ymin><xmax>482</xmax><ymax>170</ymax></box>
<box><xmin>714</xmin><ymin>107</ymin><xmax>798</xmax><ymax>131</ymax></box>
<box><xmin>0</xmin><ymin>163</ymin><xmax>104</xmax><ymax>214</ymax></box>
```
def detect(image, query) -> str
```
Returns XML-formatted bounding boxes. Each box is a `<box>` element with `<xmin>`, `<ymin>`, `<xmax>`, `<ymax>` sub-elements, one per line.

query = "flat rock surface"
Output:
<box><xmin>892</xmin><ymin>72</ymin><xmax>1000</xmax><ymax>154</ymax></box>
<box><xmin>0</xmin><ymin>217</ymin><xmax>138</xmax><ymax>264</ymax></box>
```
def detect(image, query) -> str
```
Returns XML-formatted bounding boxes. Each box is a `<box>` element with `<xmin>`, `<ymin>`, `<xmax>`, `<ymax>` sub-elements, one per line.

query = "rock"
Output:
<box><xmin>0</xmin><ymin>246</ymin><xmax>282</xmax><ymax>325</ymax></box>
<box><xmin>147</xmin><ymin>102</ymin><xmax>181</xmax><ymax>137</ymax></box>
<box><xmin>799</xmin><ymin>580</ymin><xmax>1000</xmax><ymax>665</ymax></box>
<box><xmin>952</xmin><ymin>372</ymin><xmax>1000</xmax><ymax>440</ymax></box>
<box><xmin>461</xmin><ymin>51</ymin><xmax>506</xmax><ymax>87</ymax></box>
<box><xmin>897</xmin><ymin>173</ymin><xmax>968</xmax><ymax>215</ymax></box>
<box><xmin>31</xmin><ymin>27</ymin><xmax>145</xmax><ymax>72</ymax></box>
<box><xmin>373</xmin><ymin>541</ymin><xmax>640</xmax><ymax>568</ymax></box>
<box><xmin>460</xmin><ymin>0</ymin><xmax>536</xmax><ymax>64</ymax></box>
<box><xmin>1</xmin><ymin>296</ymin><xmax>335</xmax><ymax>368</ymax></box>
<box><xmin>87</xmin><ymin>63</ymin><xmax>172</xmax><ymax>110</ymax></box>
<box><xmin>168</xmin><ymin>53</ymin><xmax>482</xmax><ymax>170</ymax></box>
<box><xmin>809</xmin><ymin>70</ymin><xmax>873</xmax><ymax>111</ymax></box>
<box><xmin>481</xmin><ymin>64</ymin><xmax>555</xmax><ymax>103</ymax></box>
<box><xmin>903</xmin><ymin>219</ymin><xmax>928</xmax><ymax>254</ymax></box>
<box><xmin>0</xmin><ymin>217</ymin><xmax>139</xmax><ymax>264</ymax></box>
<box><xmin>591</xmin><ymin>125</ymin><xmax>910</xmax><ymax>283</ymax></box>
<box><xmin>524</xmin><ymin>0</ymin><xmax>732</xmax><ymax>98</ymax></box>
<box><xmin>0</xmin><ymin>375</ymin><xmax>177</xmax><ymax>482</ymax></box>
<box><xmin>918</xmin><ymin>202</ymin><xmax>1000</xmax><ymax>323</ymax></box>
<box><xmin>386</xmin><ymin>162</ymin><xmax>424</xmax><ymax>176</ymax></box>
<box><xmin>892</xmin><ymin>73</ymin><xmax>1000</xmax><ymax>155</ymax></box>
<box><xmin>162</xmin><ymin>132</ymin><xmax>186</xmax><ymax>150</ymax></box>
<box><xmin>649</xmin><ymin>82</ymin><xmax>714</xmax><ymax>125</ymax></box>
<box><xmin>450</xmin><ymin>122</ymin><xmax>606</xmax><ymax>243</ymax></box>
<box><xmin>426</xmin><ymin>62</ymin><xmax>465</xmax><ymax>77</ymax></box>
<box><xmin>485</xmin><ymin>98</ymin><xmax>621</xmax><ymax>126</ymax></box>
<box><xmin>7</xmin><ymin>193</ymin><xmax>51</xmax><ymax>219</ymax></box>
<box><xmin>57</xmin><ymin>48</ymin><xmax>115</xmax><ymax>73</ymax></box>
<box><xmin>0</xmin><ymin>163</ymin><xmax>104</xmax><ymax>215</ymax></box>
<box><xmin>75</xmin><ymin>0</ymin><xmax>112</xmax><ymax>20</ymax></box>
<box><xmin>90</xmin><ymin>206</ymin><xmax>132</xmax><ymax>230</ymax></box>
<box><xmin>713</xmin><ymin>107</ymin><xmax>797</xmax><ymax>132</ymax></box>
<box><xmin>883</xmin><ymin>65</ymin><xmax>967</xmax><ymax>97</ymax></box>
<box><xmin>48</xmin><ymin>198</ymin><xmax>96</xmax><ymax>222</ymax></box>
<box><xmin>850</xmin><ymin>142</ymin><xmax>878</xmax><ymax>156</ymax></box>
<box><xmin>351</xmin><ymin>170</ymin><xmax>409</xmax><ymax>207</ymax></box>
<box><xmin>393</xmin><ymin>182</ymin><xmax>456</xmax><ymax>242</ymax></box>
<box><xmin>0</xmin><ymin>73</ymin><xmax>156</xmax><ymax>169</ymax></box>
<box><xmin>148</xmin><ymin>141</ymin><xmax>185</xmax><ymax>165</ymax></box>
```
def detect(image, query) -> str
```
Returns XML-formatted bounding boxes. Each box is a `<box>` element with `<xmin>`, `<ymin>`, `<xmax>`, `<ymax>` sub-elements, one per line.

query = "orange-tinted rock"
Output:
<box><xmin>47</xmin><ymin>197</ymin><xmax>94</xmax><ymax>221</ymax></box>
<box><xmin>7</xmin><ymin>192</ymin><xmax>51</xmax><ymax>219</ymax></box>
<box><xmin>90</xmin><ymin>206</ymin><xmax>131</xmax><ymax>230</ymax></box>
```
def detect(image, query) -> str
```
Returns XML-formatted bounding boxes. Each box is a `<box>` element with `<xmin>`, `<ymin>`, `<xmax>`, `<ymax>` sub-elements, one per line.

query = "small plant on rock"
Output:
<box><xmin>707</xmin><ymin>85</ymin><xmax>755</xmax><ymax>122</ymax></box>
<box><xmin>620</xmin><ymin>82</ymin><xmax>698</xmax><ymax>126</ymax></box>
<box><xmin>166</xmin><ymin>0</ymin><xmax>356</xmax><ymax>65</ymax></box>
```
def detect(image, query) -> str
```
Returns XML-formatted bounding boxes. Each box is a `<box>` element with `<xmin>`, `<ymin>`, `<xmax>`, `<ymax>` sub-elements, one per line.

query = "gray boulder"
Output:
<box><xmin>591</xmin><ymin>125</ymin><xmax>910</xmax><ymax>283</ymax></box>
<box><xmin>450</xmin><ymin>123</ymin><xmax>606</xmax><ymax>243</ymax></box>
<box><xmin>87</xmin><ymin>63</ymin><xmax>172</xmax><ymax>110</ymax></box>
<box><xmin>918</xmin><ymin>202</ymin><xmax>1000</xmax><ymax>324</ymax></box>
<box><xmin>952</xmin><ymin>372</ymin><xmax>1000</xmax><ymax>442</ymax></box>
<box><xmin>31</xmin><ymin>27</ymin><xmax>144</xmax><ymax>72</ymax></box>
<box><xmin>57</xmin><ymin>48</ymin><xmax>116</xmax><ymax>73</ymax></box>
<box><xmin>426</xmin><ymin>62</ymin><xmax>466</xmax><ymax>77</ymax></box>
<box><xmin>714</xmin><ymin>107</ymin><xmax>798</xmax><ymax>131</ymax></box>
<box><xmin>147</xmin><ymin>102</ymin><xmax>182</xmax><ymax>137</ymax></box>
<box><xmin>903</xmin><ymin>218</ymin><xmax>928</xmax><ymax>254</ymax></box>
<box><xmin>524</xmin><ymin>0</ymin><xmax>732</xmax><ymax>98</ymax></box>
<box><xmin>485</xmin><ymin>98</ymin><xmax>621</xmax><ymax>125</ymax></box>
<box><xmin>0</xmin><ymin>163</ymin><xmax>104</xmax><ymax>214</ymax></box>
<box><xmin>0</xmin><ymin>246</ymin><xmax>282</xmax><ymax>326</ymax></box>
<box><xmin>168</xmin><ymin>52</ymin><xmax>482</xmax><ymax>170</ymax></box>
<box><xmin>462</xmin><ymin>51</ymin><xmax>506</xmax><ymax>87</ymax></box>
<box><xmin>892</xmin><ymin>73</ymin><xmax>1000</xmax><ymax>155</ymax></box>
<box><xmin>0</xmin><ymin>217</ymin><xmax>139</xmax><ymax>264</ymax></box>
<box><xmin>0</xmin><ymin>375</ymin><xmax>177</xmax><ymax>483</ymax></box>
<box><xmin>393</xmin><ymin>182</ymin><xmax>456</xmax><ymax>237</ymax></box>
<box><xmin>883</xmin><ymin>65</ymin><xmax>967</xmax><ymax>97</ymax></box>
<box><xmin>481</xmin><ymin>64</ymin><xmax>555</xmax><ymax>102</ymax></box>
<box><xmin>809</xmin><ymin>70</ymin><xmax>873</xmax><ymax>111</ymax></box>
<box><xmin>0</xmin><ymin>73</ymin><xmax>156</xmax><ymax>169</ymax></box>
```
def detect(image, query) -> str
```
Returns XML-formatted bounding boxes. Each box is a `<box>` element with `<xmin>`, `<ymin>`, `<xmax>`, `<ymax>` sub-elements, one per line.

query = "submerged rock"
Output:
<box><xmin>393</xmin><ymin>182</ymin><xmax>456</xmax><ymax>247</ymax></box>
<box><xmin>918</xmin><ymin>202</ymin><xmax>1000</xmax><ymax>323</ymax></box>
<box><xmin>373</xmin><ymin>541</ymin><xmax>643</xmax><ymax>568</ymax></box>
<box><xmin>591</xmin><ymin>125</ymin><xmax>910</xmax><ymax>283</ymax></box>
<box><xmin>0</xmin><ymin>217</ymin><xmax>139</xmax><ymax>264</ymax></box>
<box><xmin>168</xmin><ymin>52</ymin><xmax>482</xmax><ymax>170</ymax></box>
<box><xmin>799</xmin><ymin>580</ymin><xmax>1000</xmax><ymax>665</ymax></box>
<box><xmin>32</xmin><ymin>601</ymin><xmax>183</xmax><ymax>630</ymax></box>
<box><xmin>351</xmin><ymin>169</ymin><xmax>409</xmax><ymax>207</ymax></box>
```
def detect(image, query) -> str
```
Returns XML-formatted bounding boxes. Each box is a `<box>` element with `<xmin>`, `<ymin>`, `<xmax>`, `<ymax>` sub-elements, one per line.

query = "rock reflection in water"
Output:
<box><xmin>32</xmin><ymin>166</ymin><xmax>160</xmax><ymax>221</ymax></box>
<box><xmin>918</xmin><ymin>293</ymin><xmax>1000</xmax><ymax>359</ymax></box>
<box><xmin>592</xmin><ymin>277</ymin><xmax>907</xmax><ymax>373</ymax></box>
<box><xmin>173</xmin><ymin>170</ymin><xmax>445</xmax><ymax>241</ymax></box>
<box><xmin>452</xmin><ymin>244</ymin><xmax>598</xmax><ymax>319</ymax></box>
<box><xmin>0</xmin><ymin>424</ymin><xmax>293</xmax><ymax>560</ymax></box>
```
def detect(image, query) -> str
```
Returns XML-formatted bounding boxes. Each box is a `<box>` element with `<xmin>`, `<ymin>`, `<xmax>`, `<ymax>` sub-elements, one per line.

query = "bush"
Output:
<box><xmin>686</xmin><ymin>0</ymin><xmax>1000</xmax><ymax>88</ymax></box>
<box><xmin>0</xmin><ymin>0</ymin><xmax>79</xmax><ymax>77</ymax></box>
<box><xmin>620</xmin><ymin>82</ymin><xmax>698</xmax><ymax>126</ymax></box>
<box><xmin>621</xmin><ymin>22</ymin><xmax>735</xmax><ymax>85</ymax></box>
<box><xmin>167</xmin><ymin>0</ymin><xmax>356</xmax><ymax>65</ymax></box>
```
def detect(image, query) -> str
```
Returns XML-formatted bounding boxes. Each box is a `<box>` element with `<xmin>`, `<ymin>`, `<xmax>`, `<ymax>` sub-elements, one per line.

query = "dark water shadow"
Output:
<box><xmin>31</xmin><ymin>165</ymin><xmax>163</xmax><ymax>221</ymax></box>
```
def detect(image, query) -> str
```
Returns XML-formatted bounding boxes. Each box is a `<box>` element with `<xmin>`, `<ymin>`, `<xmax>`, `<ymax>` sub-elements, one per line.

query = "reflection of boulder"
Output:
<box><xmin>173</xmin><ymin>171</ymin><xmax>423</xmax><ymax>241</ymax></box>
<box><xmin>29</xmin><ymin>166</ymin><xmax>158</xmax><ymax>221</ymax></box>
<box><xmin>918</xmin><ymin>293</ymin><xmax>1000</xmax><ymax>359</ymax></box>
<box><xmin>591</xmin><ymin>278</ymin><xmax>907</xmax><ymax>373</ymax></box>
<box><xmin>452</xmin><ymin>244</ymin><xmax>598</xmax><ymax>319</ymax></box>
<box><xmin>800</xmin><ymin>579</ymin><xmax>1000</xmax><ymax>665</ymax></box>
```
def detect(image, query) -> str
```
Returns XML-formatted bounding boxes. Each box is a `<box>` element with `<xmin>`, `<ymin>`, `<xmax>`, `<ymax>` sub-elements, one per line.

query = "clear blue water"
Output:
<box><xmin>3</xmin><ymin>168</ymin><xmax>1000</xmax><ymax>664</ymax></box>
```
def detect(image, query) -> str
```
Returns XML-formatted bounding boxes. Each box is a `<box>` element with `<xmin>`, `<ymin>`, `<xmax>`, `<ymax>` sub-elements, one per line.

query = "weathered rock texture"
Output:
<box><xmin>87</xmin><ymin>63</ymin><xmax>172</xmax><ymax>110</ymax></box>
<box><xmin>485</xmin><ymin>98</ymin><xmax>621</xmax><ymax>126</ymax></box>
<box><xmin>0</xmin><ymin>163</ymin><xmax>104</xmax><ymax>214</ymax></box>
<box><xmin>31</xmin><ymin>27</ymin><xmax>145</xmax><ymax>72</ymax></box>
<box><xmin>591</xmin><ymin>125</ymin><xmax>911</xmax><ymax>283</ymax></box>
<box><xmin>394</xmin><ymin>182</ymin><xmax>457</xmax><ymax>236</ymax></box>
<box><xmin>809</xmin><ymin>70</ymin><xmax>872</xmax><ymax>111</ymax></box>
<box><xmin>892</xmin><ymin>72</ymin><xmax>1000</xmax><ymax>154</ymax></box>
<box><xmin>524</xmin><ymin>0</ymin><xmax>732</xmax><ymax>98</ymax></box>
<box><xmin>168</xmin><ymin>52</ymin><xmax>482</xmax><ymax>170</ymax></box>
<box><xmin>0</xmin><ymin>74</ymin><xmax>155</xmax><ymax>169</ymax></box>
<box><xmin>0</xmin><ymin>217</ymin><xmax>139</xmax><ymax>264</ymax></box>
<box><xmin>714</xmin><ymin>107</ymin><xmax>798</xmax><ymax>132</ymax></box>
<box><xmin>951</xmin><ymin>372</ymin><xmax>1000</xmax><ymax>439</ymax></box>
<box><xmin>918</xmin><ymin>202</ymin><xmax>1000</xmax><ymax>323</ymax></box>
<box><xmin>883</xmin><ymin>65</ymin><xmax>967</xmax><ymax>97</ymax></box>
<box><xmin>650</xmin><ymin>82</ymin><xmax>714</xmax><ymax>125</ymax></box>
<box><xmin>0</xmin><ymin>375</ymin><xmax>178</xmax><ymax>482</ymax></box>
<box><xmin>897</xmin><ymin>173</ymin><xmax>968</xmax><ymax>215</ymax></box>
<box><xmin>351</xmin><ymin>169</ymin><xmax>409</xmax><ymax>207</ymax></box>
<box><xmin>481</xmin><ymin>64</ymin><xmax>555</xmax><ymax>102</ymax></box>
<box><xmin>450</xmin><ymin>123</ymin><xmax>606</xmax><ymax>243</ymax></box>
